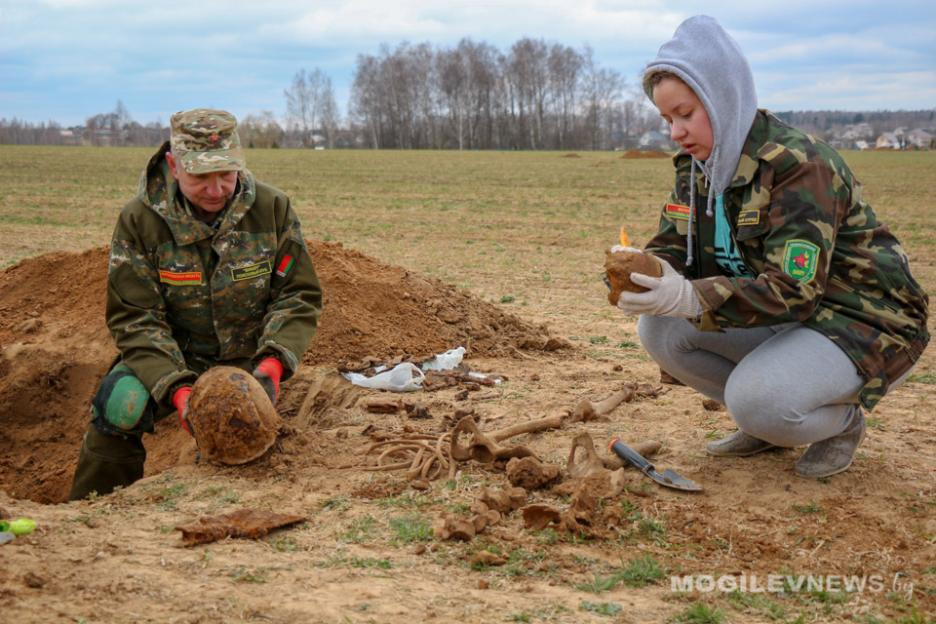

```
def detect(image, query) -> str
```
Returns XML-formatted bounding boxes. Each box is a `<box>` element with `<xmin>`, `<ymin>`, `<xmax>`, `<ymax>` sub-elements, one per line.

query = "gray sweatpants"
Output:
<box><xmin>637</xmin><ymin>316</ymin><xmax>867</xmax><ymax>447</ymax></box>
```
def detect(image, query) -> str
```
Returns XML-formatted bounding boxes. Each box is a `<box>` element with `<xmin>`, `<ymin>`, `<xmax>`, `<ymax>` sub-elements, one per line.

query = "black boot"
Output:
<box><xmin>69</xmin><ymin>427</ymin><xmax>146</xmax><ymax>500</ymax></box>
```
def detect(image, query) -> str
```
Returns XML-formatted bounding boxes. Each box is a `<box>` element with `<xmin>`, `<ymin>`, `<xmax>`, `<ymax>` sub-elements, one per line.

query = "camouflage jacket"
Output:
<box><xmin>106</xmin><ymin>142</ymin><xmax>323</xmax><ymax>406</ymax></box>
<box><xmin>646</xmin><ymin>110</ymin><xmax>929</xmax><ymax>410</ymax></box>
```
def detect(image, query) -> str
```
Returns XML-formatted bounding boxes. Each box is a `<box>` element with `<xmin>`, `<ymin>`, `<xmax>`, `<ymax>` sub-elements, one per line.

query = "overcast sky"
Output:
<box><xmin>2</xmin><ymin>0</ymin><xmax>934</xmax><ymax>126</ymax></box>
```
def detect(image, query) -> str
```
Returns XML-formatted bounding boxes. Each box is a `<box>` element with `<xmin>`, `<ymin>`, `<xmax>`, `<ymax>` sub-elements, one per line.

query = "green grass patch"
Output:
<box><xmin>268</xmin><ymin>536</ymin><xmax>299</xmax><ymax>552</ymax></box>
<box><xmin>577</xmin><ymin>555</ymin><xmax>664</xmax><ymax>592</ymax></box>
<box><xmin>389</xmin><ymin>513</ymin><xmax>432</xmax><ymax>544</ymax></box>
<box><xmin>670</xmin><ymin>603</ymin><xmax>725</xmax><ymax>624</ymax></box>
<box><xmin>230</xmin><ymin>566</ymin><xmax>269</xmax><ymax>583</ymax></box>
<box><xmin>907</xmin><ymin>372</ymin><xmax>936</xmax><ymax>384</ymax></box>
<box><xmin>791</xmin><ymin>501</ymin><xmax>822</xmax><ymax>514</ymax></box>
<box><xmin>349</xmin><ymin>556</ymin><xmax>393</xmax><ymax>570</ymax></box>
<box><xmin>374</xmin><ymin>493</ymin><xmax>435</xmax><ymax>509</ymax></box>
<box><xmin>726</xmin><ymin>590</ymin><xmax>786</xmax><ymax>620</ymax></box>
<box><xmin>338</xmin><ymin>515</ymin><xmax>378</xmax><ymax>543</ymax></box>
<box><xmin>503</xmin><ymin>548</ymin><xmax>550</xmax><ymax>577</ymax></box>
<box><xmin>579</xmin><ymin>600</ymin><xmax>623</xmax><ymax>617</ymax></box>
<box><xmin>320</xmin><ymin>495</ymin><xmax>351</xmax><ymax>511</ymax></box>
<box><xmin>153</xmin><ymin>483</ymin><xmax>187</xmax><ymax>511</ymax></box>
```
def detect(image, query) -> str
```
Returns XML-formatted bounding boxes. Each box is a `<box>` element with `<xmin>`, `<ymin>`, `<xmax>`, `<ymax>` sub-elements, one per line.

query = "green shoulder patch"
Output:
<box><xmin>781</xmin><ymin>239</ymin><xmax>820</xmax><ymax>283</ymax></box>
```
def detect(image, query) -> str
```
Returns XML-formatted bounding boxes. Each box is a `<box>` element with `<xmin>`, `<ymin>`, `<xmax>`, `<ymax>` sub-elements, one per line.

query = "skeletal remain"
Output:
<box><xmin>449</xmin><ymin>415</ymin><xmax>536</xmax><ymax>463</ymax></box>
<box><xmin>601</xmin><ymin>440</ymin><xmax>662</xmax><ymax>470</ymax></box>
<box><xmin>506</xmin><ymin>456</ymin><xmax>561</xmax><ymax>489</ymax></box>
<box><xmin>433</xmin><ymin>514</ymin><xmax>476</xmax><ymax>541</ymax></box>
<box><xmin>470</xmin><ymin>550</ymin><xmax>507</xmax><ymax>566</ymax></box>
<box><xmin>478</xmin><ymin>486</ymin><xmax>527</xmax><ymax>513</ymax></box>
<box><xmin>521</xmin><ymin>503</ymin><xmax>562</xmax><ymax>531</ymax></box>
<box><xmin>567</xmin><ymin>433</ymin><xmax>607</xmax><ymax>479</ymax></box>
<box><xmin>448</xmin><ymin>384</ymin><xmax>663</xmax><ymax>466</ymax></box>
<box><xmin>487</xmin><ymin>413</ymin><xmax>565</xmax><ymax>441</ymax></box>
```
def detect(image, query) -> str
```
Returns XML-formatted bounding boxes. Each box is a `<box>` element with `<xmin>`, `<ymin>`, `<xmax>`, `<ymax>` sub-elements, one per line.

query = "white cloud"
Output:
<box><xmin>2</xmin><ymin>0</ymin><xmax>934</xmax><ymax>123</ymax></box>
<box><xmin>759</xmin><ymin>70</ymin><xmax>936</xmax><ymax>111</ymax></box>
<box><xmin>256</xmin><ymin>0</ymin><xmax>682</xmax><ymax>48</ymax></box>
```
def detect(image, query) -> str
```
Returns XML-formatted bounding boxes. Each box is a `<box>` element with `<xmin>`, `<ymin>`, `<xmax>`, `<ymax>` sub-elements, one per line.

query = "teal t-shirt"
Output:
<box><xmin>713</xmin><ymin>194</ymin><xmax>753</xmax><ymax>277</ymax></box>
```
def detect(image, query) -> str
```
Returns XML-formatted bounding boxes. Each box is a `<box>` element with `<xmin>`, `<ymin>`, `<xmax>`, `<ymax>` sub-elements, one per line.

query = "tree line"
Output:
<box><xmin>0</xmin><ymin>37</ymin><xmax>664</xmax><ymax>150</ymax></box>
<box><xmin>2</xmin><ymin>36</ymin><xmax>933</xmax><ymax>150</ymax></box>
<box><xmin>347</xmin><ymin>38</ymin><xmax>661</xmax><ymax>150</ymax></box>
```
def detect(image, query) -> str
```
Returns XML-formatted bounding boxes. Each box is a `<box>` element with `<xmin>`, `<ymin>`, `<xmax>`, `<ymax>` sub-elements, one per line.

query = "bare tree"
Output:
<box><xmin>581</xmin><ymin>47</ymin><xmax>624</xmax><ymax>150</ymax></box>
<box><xmin>547</xmin><ymin>44</ymin><xmax>583</xmax><ymax>149</ymax></box>
<box><xmin>285</xmin><ymin>68</ymin><xmax>333</xmax><ymax>148</ymax></box>
<box><xmin>351</xmin><ymin>54</ymin><xmax>384</xmax><ymax>148</ymax></box>
<box><xmin>240</xmin><ymin>111</ymin><xmax>285</xmax><ymax>148</ymax></box>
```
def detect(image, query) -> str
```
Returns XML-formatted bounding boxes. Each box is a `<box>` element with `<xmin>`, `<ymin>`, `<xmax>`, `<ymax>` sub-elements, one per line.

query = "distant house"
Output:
<box><xmin>906</xmin><ymin>128</ymin><xmax>934</xmax><ymax>149</ymax></box>
<box><xmin>840</xmin><ymin>122</ymin><xmax>874</xmax><ymax>141</ymax></box>
<box><xmin>875</xmin><ymin>132</ymin><xmax>902</xmax><ymax>149</ymax></box>
<box><xmin>854</xmin><ymin>140</ymin><xmax>870</xmax><ymax>151</ymax></box>
<box><xmin>59</xmin><ymin>129</ymin><xmax>82</xmax><ymax>146</ymax></box>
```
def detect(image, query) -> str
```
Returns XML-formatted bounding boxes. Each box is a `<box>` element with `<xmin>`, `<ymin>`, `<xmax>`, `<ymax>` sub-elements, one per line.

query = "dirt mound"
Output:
<box><xmin>306</xmin><ymin>241</ymin><xmax>552</xmax><ymax>366</ymax></box>
<box><xmin>0</xmin><ymin>241</ymin><xmax>554</xmax><ymax>503</ymax></box>
<box><xmin>619</xmin><ymin>149</ymin><xmax>670</xmax><ymax>158</ymax></box>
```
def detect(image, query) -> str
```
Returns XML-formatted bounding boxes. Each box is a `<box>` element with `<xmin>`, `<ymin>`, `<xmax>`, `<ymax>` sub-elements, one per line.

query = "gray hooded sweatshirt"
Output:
<box><xmin>642</xmin><ymin>15</ymin><xmax>757</xmax><ymax>265</ymax></box>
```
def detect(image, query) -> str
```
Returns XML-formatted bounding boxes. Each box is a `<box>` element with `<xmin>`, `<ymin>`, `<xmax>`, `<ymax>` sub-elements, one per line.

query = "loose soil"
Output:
<box><xmin>0</xmin><ymin>241</ymin><xmax>551</xmax><ymax>503</ymax></box>
<box><xmin>0</xmin><ymin>242</ymin><xmax>933</xmax><ymax>623</ymax></box>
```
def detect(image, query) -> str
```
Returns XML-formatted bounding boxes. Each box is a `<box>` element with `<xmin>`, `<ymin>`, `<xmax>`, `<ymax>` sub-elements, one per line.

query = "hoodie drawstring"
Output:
<box><xmin>686</xmin><ymin>157</ymin><xmax>717</xmax><ymax>268</ymax></box>
<box><xmin>687</xmin><ymin>159</ymin><xmax>696</xmax><ymax>267</ymax></box>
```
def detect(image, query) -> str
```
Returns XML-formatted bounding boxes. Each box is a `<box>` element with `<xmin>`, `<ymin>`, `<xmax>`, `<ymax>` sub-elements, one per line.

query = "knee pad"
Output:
<box><xmin>91</xmin><ymin>364</ymin><xmax>155</xmax><ymax>435</ymax></box>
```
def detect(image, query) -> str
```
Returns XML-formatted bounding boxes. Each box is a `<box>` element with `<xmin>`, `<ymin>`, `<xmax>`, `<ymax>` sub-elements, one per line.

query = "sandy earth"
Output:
<box><xmin>0</xmin><ymin>242</ymin><xmax>933</xmax><ymax>624</ymax></box>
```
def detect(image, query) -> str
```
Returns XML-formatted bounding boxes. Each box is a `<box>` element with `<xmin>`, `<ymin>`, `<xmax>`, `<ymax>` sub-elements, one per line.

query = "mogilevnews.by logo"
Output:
<box><xmin>670</xmin><ymin>573</ymin><xmax>913</xmax><ymax>599</ymax></box>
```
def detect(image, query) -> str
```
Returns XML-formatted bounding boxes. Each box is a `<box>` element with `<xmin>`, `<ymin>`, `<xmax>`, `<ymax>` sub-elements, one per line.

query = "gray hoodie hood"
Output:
<box><xmin>641</xmin><ymin>15</ymin><xmax>757</xmax><ymax>266</ymax></box>
<box><xmin>643</xmin><ymin>15</ymin><xmax>757</xmax><ymax>200</ymax></box>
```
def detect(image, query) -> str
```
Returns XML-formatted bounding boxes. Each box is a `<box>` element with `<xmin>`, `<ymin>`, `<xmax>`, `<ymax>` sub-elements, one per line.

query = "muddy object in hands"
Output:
<box><xmin>604</xmin><ymin>249</ymin><xmax>663</xmax><ymax>304</ymax></box>
<box><xmin>188</xmin><ymin>366</ymin><xmax>282</xmax><ymax>465</ymax></box>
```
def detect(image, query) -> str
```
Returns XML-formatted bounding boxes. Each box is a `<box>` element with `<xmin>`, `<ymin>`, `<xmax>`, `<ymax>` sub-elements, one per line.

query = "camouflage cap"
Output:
<box><xmin>169</xmin><ymin>108</ymin><xmax>245</xmax><ymax>174</ymax></box>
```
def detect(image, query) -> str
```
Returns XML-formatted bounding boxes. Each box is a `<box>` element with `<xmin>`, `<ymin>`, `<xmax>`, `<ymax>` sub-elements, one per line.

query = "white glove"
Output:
<box><xmin>617</xmin><ymin>258</ymin><xmax>702</xmax><ymax>318</ymax></box>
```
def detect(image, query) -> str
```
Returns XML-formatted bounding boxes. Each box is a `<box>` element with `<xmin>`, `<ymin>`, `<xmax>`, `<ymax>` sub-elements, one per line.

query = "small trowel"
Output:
<box><xmin>610</xmin><ymin>438</ymin><xmax>703</xmax><ymax>492</ymax></box>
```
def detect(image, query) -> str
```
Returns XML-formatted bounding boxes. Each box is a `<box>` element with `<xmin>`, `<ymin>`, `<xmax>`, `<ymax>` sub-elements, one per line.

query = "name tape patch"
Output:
<box><xmin>231</xmin><ymin>261</ymin><xmax>272</xmax><ymax>282</ymax></box>
<box><xmin>159</xmin><ymin>270</ymin><xmax>202</xmax><ymax>286</ymax></box>
<box><xmin>737</xmin><ymin>208</ymin><xmax>761</xmax><ymax>227</ymax></box>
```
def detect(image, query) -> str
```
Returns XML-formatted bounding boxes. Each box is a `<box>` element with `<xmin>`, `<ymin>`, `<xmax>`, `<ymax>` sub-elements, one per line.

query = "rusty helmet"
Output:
<box><xmin>187</xmin><ymin>366</ymin><xmax>281</xmax><ymax>465</ymax></box>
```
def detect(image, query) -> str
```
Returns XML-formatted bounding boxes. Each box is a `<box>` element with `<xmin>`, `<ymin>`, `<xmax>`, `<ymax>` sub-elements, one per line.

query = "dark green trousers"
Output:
<box><xmin>69</xmin><ymin>427</ymin><xmax>147</xmax><ymax>500</ymax></box>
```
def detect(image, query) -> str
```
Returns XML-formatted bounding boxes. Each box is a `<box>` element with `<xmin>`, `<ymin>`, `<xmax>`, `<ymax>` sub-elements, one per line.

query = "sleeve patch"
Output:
<box><xmin>665</xmin><ymin>203</ymin><xmax>691</xmax><ymax>221</ymax></box>
<box><xmin>781</xmin><ymin>239</ymin><xmax>820</xmax><ymax>283</ymax></box>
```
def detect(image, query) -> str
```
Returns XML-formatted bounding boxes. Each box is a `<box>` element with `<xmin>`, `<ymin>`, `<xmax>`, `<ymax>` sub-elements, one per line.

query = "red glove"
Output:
<box><xmin>172</xmin><ymin>385</ymin><xmax>193</xmax><ymax>435</ymax></box>
<box><xmin>252</xmin><ymin>357</ymin><xmax>283</xmax><ymax>404</ymax></box>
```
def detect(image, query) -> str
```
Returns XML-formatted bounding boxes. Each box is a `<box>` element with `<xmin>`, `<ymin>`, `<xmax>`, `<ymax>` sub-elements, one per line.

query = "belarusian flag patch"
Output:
<box><xmin>781</xmin><ymin>239</ymin><xmax>820</xmax><ymax>283</ymax></box>
<box><xmin>664</xmin><ymin>203</ymin><xmax>691</xmax><ymax>221</ymax></box>
<box><xmin>275</xmin><ymin>255</ymin><xmax>295</xmax><ymax>278</ymax></box>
